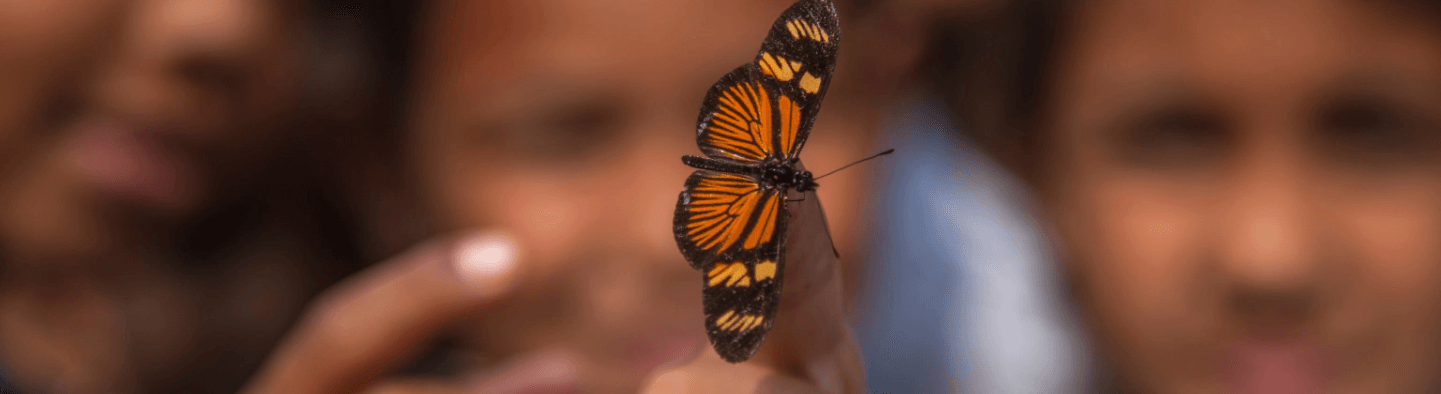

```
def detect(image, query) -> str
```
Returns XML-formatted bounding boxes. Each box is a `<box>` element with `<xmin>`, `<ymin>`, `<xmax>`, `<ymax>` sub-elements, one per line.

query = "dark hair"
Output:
<box><xmin>928</xmin><ymin>0</ymin><xmax>1069</xmax><ymax>178</ymax></box>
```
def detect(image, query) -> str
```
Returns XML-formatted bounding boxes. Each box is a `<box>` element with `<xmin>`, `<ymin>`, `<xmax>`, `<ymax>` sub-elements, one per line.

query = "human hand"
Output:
<box><xmin>240</xmin><ymin>232</ymin><xmax>580</xmax><ymax>394</ymax></box>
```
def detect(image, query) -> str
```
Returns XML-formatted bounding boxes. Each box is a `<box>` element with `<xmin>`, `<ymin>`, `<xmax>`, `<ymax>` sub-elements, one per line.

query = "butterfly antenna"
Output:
<box><xmin>814</xmin><ymin>148</ymin><xmax>895</xmax><ymax>180</ymax></box>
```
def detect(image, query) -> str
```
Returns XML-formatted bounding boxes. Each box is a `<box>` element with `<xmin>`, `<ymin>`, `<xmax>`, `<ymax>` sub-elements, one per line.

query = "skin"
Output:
<box><xmin>0</xmin><ymin>1</ymin><xmax>323</xmax><ymax>393</ymax></box>
<box><xmin>244</xmin><ymin>193</ymin><xmax>864</xmax><ymax>394</ymax></box>
<box><xmin>1035</xmin><ymin>0</ymin><xmax>1441</xmax><ymax>392</ymax></box>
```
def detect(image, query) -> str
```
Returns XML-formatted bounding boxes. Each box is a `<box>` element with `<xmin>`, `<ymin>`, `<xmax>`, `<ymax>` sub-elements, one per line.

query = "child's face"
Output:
<box><xmin>407</xmin><ymin>0</ymin><xmax>873</xmax><ymax>392</ymax></box>
<box><xmin>1040</xmin><ymin>0</ymin><xmax>1441</xmax><ymax>392</ymax></box>
<box><xmin>0</xmin><ymin>0</ymin><xmax>303</xmax><ymax>266</ymax></box>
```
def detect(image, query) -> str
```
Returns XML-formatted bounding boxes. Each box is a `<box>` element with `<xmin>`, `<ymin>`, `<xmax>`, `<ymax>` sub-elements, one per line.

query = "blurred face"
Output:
<box><xmin>1039</xmin><ymin>0</ymin><xmax>1441</xmax><ymax>392</ymax></box>
<box><xmin>0</xmin><ymin>0</ymin><xmax>303</xmax><ymax>392</ymax></box>
<box><xmin>409</xmin><ymin>0</ymin><xmax>871</xmax><ymax>391</ymax></box>
<box><xmin>0</xmin><ymin>0</ymin><xmax>302</xmax><ymax>267</ymax></box>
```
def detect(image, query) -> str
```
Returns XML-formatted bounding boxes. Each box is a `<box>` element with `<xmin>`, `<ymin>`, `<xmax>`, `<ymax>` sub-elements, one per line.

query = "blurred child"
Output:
<box><xmin>0</xmin><ymin>1</ymin><xmax>397</xmax><ymax>393</ymax></box>
<box><xmin>945</xmin><ymin>0</ymin><xmax>1441</xmax><ymax>392</ymax></box>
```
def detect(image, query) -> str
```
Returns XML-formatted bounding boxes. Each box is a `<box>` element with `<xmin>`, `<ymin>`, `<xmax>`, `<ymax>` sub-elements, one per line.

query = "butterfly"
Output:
<box><xmin>672</xmin><ymin>0</ymin><xmax>842</xmax><ymax>363</ymax></box>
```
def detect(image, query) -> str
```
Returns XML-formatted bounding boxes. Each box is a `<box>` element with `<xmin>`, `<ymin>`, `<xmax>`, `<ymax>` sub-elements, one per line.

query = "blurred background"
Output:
<box><xmin>3</xmin><ymin>0</ymin><xmax>1441</xmax><ymax>393</ymax></box>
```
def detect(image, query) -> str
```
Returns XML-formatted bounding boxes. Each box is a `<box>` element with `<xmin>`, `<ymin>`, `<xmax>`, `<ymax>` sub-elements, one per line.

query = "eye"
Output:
<box><xmin>1313</xmin><ymin>94</ymin><xmax>1437</xmax><ymax>166</ymax></box>
<box><xmin>468</xmin><ymin>95</ymin><xmax>630</xmax><ymax>165</ymax></box>
<box><xmin>537</xmin><ymin>99</ymin><xmax>627</xmax><ymax>160</ymax></box>
<box><xmin>1113</xmin><ymin>102</ymin><xmax>1232</xmax><ymax>169</ymax></box>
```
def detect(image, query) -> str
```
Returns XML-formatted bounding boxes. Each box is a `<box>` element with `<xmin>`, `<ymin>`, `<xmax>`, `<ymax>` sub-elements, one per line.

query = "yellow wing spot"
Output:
<box><xmin>755</xmin><ymin>260</ymin><xmax>778</xmax><ymax>281</ymax></box>
<box><xmin>746</xmin><ymin>316</ymin><xmax>765</xmax><ymax>331</ymax></box>
<box><xmin>715</xmin><ymin>310</ymin><xmax>737</xmax><ymax>328</ymax></box>
<box><xmin>785</xmin><ymin>19</ymin><xmax>830</xmax><ymax>43</ymax></box>
<box><xmin>719</xmin><ymin>314</ymin><xmax>763</xmax><ymax>331</ymax></box>
<box><xmin>799</xmin><ymin>72</ymin><xmax>822</xmax><ymax>94</ymax></box>
<box><xmin>758</xmin><ymin>52</ymin><xmax>803</xmax><ymax>82</ymax></box>
<box><xmin>707</xmin><ymin>262</ymin><xmax>751</xmax><ymax>287</ymax></box>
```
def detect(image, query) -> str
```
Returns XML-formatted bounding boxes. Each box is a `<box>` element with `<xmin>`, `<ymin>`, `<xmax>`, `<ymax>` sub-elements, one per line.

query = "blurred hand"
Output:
<box><xmin>641</xmin><ymin>191</ymin><xmax>866</xmax><ymax>394</ymax></box>
<box><xmin>240</xmin><ymin>232</ymin><xmax>580</xmax><ymax>394</ymax></box>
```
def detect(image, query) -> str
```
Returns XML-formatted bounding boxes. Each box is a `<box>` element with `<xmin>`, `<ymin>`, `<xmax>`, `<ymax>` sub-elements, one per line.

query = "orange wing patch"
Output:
<box><xmin>776</xmin><ymin>95</ymin><xmax>801</xmax><ymax>156</ymax></box>
<box><xmin>704</xmin><ymin>81</ymin><xmax>774</xmax><ymax>161</ymax></box>
<box><xmin>685</xmin><ymin>174</ymin><xmax>763</xmax><ymax>252</ymax></box>
<box><xmin>785</xmin><ymin>18</ymin><xmax>831</xmax><ymax>43</ymax></box>
<box><xmin>742</xmin><ymin>193</ymin><xmax>780</xmax><ymax>249</ymax></box>
<box><xmin>758</xmin><ymin>52</ymin><xmax>803</xmax><ymax>82</ymax></box>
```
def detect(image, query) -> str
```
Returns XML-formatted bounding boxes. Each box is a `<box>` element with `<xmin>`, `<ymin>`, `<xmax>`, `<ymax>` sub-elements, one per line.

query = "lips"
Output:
<box><xmin>66</xmin><ymin>118</ymin><xmax>202</xmax><ymax>214</ymax></box>
<box><xmin>1225</xmin><ymin>340</ymin><xmax>1332</xmax><ymax>394</ymax></box>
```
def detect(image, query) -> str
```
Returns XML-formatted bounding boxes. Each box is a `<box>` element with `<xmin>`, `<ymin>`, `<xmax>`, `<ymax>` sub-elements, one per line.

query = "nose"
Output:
<box><xmin>1215</xmin><ymin>148</ymin><xmax>1326</xmax><ymax>325</ymax></box>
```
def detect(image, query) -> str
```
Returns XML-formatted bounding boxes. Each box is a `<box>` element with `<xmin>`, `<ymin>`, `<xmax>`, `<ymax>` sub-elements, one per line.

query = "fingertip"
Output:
<box><xmin>451</xmin><ymin>230</ymin><xmax>520</xmax><ymax>293</ymax></box>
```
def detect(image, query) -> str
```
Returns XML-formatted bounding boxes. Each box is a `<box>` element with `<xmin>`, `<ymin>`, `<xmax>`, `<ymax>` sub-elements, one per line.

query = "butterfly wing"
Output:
<box><xmin>696</xmin><ymin>0</ymin><xmax>840</xmax><ymax>163</ymax></box>
<box><xmin>674</xmin><ymin>171</ymin><xmax>786</xmax><ymax>270</ymax></box>
<box><xmin>673</xmin><ymin>171</ymin><xmax>790</xmax><ymax>363</ymax></box>
<box><xmin>695</xmin><ymin>66</ymin><xmax>786</xmax><ymax>163</ymax></box>
<box><xmin>751</xmin><ymin>0</ymin><xmax>840</xmax><ymax>158</ymax></box>
<box><xmin>701</xmin><ymin>229</ymin><xmax>786</xmax><ymax>363</ymax></box>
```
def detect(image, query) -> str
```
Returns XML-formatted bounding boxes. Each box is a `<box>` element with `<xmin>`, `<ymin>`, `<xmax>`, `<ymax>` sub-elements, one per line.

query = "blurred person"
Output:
<box><xmin>0</xmin><ymin>1</ymin><xmax>406</xmax><ymax>393</ymax></box>
<box><xmin>942</xmin><ymin>0</ymin><xmax>1441</xmax><ymax>392</ymax></box>
<box><xmin>838</xmin><ymin>1</ymin><xmax>1091</xmax><ymax>393</ymax></box>
<box><xmin>241</xmin><ymin>0</ymin><xmax>905</xmax><ymax>393</ymax></box>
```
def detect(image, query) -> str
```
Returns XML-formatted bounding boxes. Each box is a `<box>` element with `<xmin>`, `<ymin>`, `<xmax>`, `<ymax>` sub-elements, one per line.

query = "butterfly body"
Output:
<box><xmin>681</xmin><ymin>155</ymin><xmax>818</xmax><ymax>193</ymax></box>
<box><xmin>672</xmin><ymin>0</ymin><xmax>840</xmax><ymax>363</ymax></box>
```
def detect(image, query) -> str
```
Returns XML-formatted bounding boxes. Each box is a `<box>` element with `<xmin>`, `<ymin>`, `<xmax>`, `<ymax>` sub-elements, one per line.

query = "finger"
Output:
<box><xmin>779</xmin><ymin>189</ymin><xmax>844</xmax><ymax>301</ymax></box>
<box><xmin>361</xmin><ymin>379</ymin><xmax>466</xmax><ymax>394</ymax></box>
<box><xmin>463</xmin><ymin>349</ymin><xmax>582</xmax><ymax>394</ymax></box>
<box><xmin>361</xmin><ymin>349</ymin><xmax>582</xmax><ymax>394</ymax></box>
<box><xmin>764</xmin><ymin>191</ymin><xmax>866</xmax><ymax>393</ymax></box>
<box><xmin>243</xmin><ymin>231</ymin><xmax>523</xmax><ymax>394</ymax></box>
<box><xmin>639</xmin><ymin>349</ymin><xmax>822</xmax><ymax>394</ymax></box>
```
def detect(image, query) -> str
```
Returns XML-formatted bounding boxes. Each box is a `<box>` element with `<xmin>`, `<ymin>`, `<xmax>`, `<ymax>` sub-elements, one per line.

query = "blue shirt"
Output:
<box><xmin>856</xmin><ymin>94</ymin><xmax>1085</xmax><ymax>393</ymax></box>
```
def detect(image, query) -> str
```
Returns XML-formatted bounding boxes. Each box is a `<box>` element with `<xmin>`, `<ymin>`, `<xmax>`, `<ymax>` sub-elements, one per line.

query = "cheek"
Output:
<box><xmin>1332</xmin><ymin>177</ymin><xmax>1441</xmax><ymax>351</ymax></box>
<box><xmin>0</xmin><ymin>0</ymin><xmax>126</xmax><ymax>170</ymax></box>
<box><xmin>1047</xmin><ymin>161</ymin><xmax>1221</xmax><ymax>389</ymax></box>
<box><xmin>1055</xmin><ymin>175</ymin><xmax>1209</xmax><ymax>332</ymax></box>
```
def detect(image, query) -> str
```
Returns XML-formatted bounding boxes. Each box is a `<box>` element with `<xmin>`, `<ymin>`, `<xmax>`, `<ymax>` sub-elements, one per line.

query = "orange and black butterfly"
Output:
<box><xmin>673</xmin><ymin>0</ymin><xmax>841</xmax><ymax>363</ymax></box>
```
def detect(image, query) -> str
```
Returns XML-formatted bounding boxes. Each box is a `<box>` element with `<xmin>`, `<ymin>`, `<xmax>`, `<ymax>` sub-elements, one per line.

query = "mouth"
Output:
<box><xmin>1224</xmin><ymin>339</ymin><xmax>1333</xmax><ymax>394</ymax></box>
<box><xmin>65</xmin><ymin>117</ymin><xmax>204</xmax><ymax>215</ymax></box>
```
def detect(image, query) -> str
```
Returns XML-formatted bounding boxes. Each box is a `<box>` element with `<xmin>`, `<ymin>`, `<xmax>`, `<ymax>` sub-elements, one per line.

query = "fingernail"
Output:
<box><xmin>452</xmin><ymin>230</ymin><xmax>519</xmax><ymax>289</ymax></box>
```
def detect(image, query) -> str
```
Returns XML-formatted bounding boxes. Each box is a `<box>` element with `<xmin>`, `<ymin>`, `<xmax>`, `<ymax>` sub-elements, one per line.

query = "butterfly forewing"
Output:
<box><xmin>753</xmin><ymin>0</ymin><xmax>839</xmax><ymax>158</ymax></box>
<box><xmin>695</xmin><ymin>67</ymin><xmax>781</xmax><ymax>163</ymax></box>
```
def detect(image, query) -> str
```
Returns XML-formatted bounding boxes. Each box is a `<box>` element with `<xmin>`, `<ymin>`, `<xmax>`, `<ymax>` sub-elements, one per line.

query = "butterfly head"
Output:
<box><xmin>761</xmin><ymin>158</ymin><xmax>817</xmax><ymax>193</ymax></box>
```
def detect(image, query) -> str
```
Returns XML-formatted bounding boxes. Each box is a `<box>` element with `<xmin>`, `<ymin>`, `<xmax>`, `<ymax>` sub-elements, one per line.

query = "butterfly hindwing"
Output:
<box><xmin>674</xmin><ymin>171</ymin><xmax>790</xmax><ymax>362</ymax></box>
<box><xmin>674</xmin><ymin>171</ymin><xmax>786</xmax><ymax>270</ymax></box>
<box><xmin>701</xmin><ymin>220</ymin><xmax>787</xmax><ymax>363</ymax></box>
